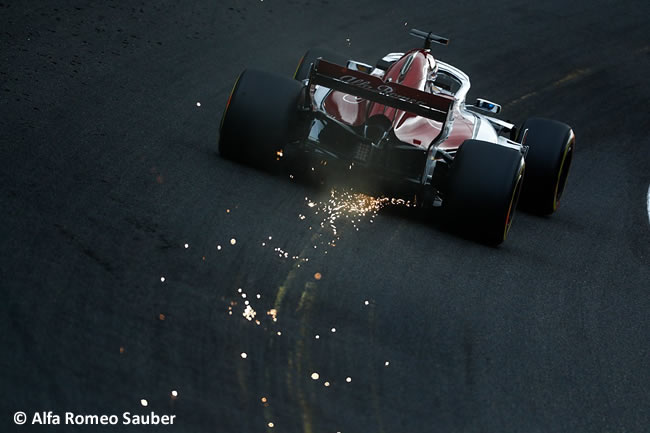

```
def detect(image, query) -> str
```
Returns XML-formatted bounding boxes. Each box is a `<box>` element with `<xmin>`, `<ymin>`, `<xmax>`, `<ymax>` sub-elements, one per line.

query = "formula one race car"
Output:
<box><xmin>218</xmin><ymin>29</ymin><xmax>575</xmax><ymax>245</ymax></box>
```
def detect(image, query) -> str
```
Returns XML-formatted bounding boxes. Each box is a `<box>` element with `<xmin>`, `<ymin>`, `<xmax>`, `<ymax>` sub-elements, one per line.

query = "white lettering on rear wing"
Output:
<box><xmin>309</xmin><ymin>59</ymin><xmax>454</xmax><ymax>123</ymax></box>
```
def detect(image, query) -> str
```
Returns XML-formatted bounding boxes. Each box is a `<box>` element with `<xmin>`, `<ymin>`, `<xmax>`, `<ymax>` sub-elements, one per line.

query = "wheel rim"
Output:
<box><xmin>219</xmin><ymin>73</ymin><xmax>242</xmax><ymax>132</ymax></box>
<box><xmin>293</xmin><ymin>54</ymin><xmax>306</xmax><ymax>80</ymax></box>
<box><xmin>552</xmin><ymin>131</ymin><xmax>575</xmax><ymax>211</ymax></box>
<box><xmin>503</xmin><ymin>163</ymin><xmax>525</xmax><ymax>242</ymax></box>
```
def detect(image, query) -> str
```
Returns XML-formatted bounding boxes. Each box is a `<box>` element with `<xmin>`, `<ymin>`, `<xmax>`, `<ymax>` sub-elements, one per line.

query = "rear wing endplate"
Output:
<box><xmin>308</xmin><ymin>58</ymin><xmax>454</xmax><ymax>123</ymax></box>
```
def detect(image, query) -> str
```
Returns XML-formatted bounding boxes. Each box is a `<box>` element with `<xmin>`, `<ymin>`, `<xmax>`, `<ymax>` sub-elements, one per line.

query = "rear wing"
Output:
<box><xmin>308</xmin><ymin>58</ymin><xmax>454</xmax><ymax>123</ymax></box>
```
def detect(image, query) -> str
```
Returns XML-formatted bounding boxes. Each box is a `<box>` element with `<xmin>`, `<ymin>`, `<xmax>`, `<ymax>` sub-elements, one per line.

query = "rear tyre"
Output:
<box><xmin>293</xmin><ymin>48</ymin><xmax>348</xmax><ymax>81</ymax></box>
<box><xmin>444</xmin><ymin>140</ymin><xmax>525</xmax><ymax>245</ymax></box>
<box><xmin>219</xmin><ymin>69</ymin><xmax>304</xmax><ymax>168</ymax></box>
<box><xmin>517</xmin><ymin>117</ymin><xmax>575</xmax><ymax>215</ymax></box>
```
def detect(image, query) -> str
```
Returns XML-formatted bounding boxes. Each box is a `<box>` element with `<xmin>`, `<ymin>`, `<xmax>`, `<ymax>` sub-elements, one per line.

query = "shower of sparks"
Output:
<box><xmin>243</xmin><ymin>305</ymin><xmax>256</xmax><ymax>321</ymax></box>
<box><xmin>304</xmin><ymin>189</ymin><xmax>412</xmax><ymax>242</ymax></box>
<box><xmin>267</xmin><ymin>309</ymin><xmax>278</xmax><ymax>321</ymax></box>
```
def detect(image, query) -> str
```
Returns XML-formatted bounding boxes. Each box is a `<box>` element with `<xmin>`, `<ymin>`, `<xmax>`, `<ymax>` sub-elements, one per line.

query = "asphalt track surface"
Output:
<box><xmin>2</xmin><ymin>1</ymin><xmax>649</xmax><ymax>432</ymax></box>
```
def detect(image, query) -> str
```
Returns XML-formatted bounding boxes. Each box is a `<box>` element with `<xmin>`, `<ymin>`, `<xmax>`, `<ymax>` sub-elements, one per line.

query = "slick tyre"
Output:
<box><xmin>517</xmin><ymin>117</ymin><xmax>575</xmax><ymax>215</ymax></box>
<box><xmin>293</xmin><ymin>48</ymin><xmax>348</xmax><ymax>81</ymax></box>
<box><xmin>444</xmin><ymin>140</ymin><xmax>525</xmax><ymax>245</ymax></box>
<box><xmin>219</xmin><ymin>69</ymin><xmax>304</xmax><ymax>168</ymax></box>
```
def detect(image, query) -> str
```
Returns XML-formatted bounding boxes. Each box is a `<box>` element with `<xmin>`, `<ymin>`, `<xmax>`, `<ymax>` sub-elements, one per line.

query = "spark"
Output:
<box><xmin>237</xmin><ymin>288</ymin><xmax>242</xmax><ymax>293</ymax></box>
<box><xmin>311</xmin><ymin>372</ymin><xmax>320</xmax><ymax>380</ymax></box>
<box><xmin>364</xmin><ymin>300</ymin><xmax>369</xmax><ymax>306</ymax></box>
<box><xmin>159</xmin><ymin>313</ymin><xmax>166</xmax><ymax>321</ymax></box>
<box><xmin>256</xmin><ymin>294</ymin><xmax>261</xmax><ymax>299</ymax></box>
<box><xmin>241</xmin><ymin>293</ymin><xmax>247</xmax><ymax>298</ymax></box>
<box><xmin>196</xmin><ymin>101</ymin><xmax>201</xmax><ymax>107</ymax></box>
<box><xmin>261</xmin><ymin>397</ymin><xmax>267</xmax><ymax>403</ymax></box>
<box><xmin>243</xmin><ymin>306</ymin><xmax>256</xmax><ymax>321</ymax></box>
<box><xmin>230</xmin><ymin>238</ymin><xmax>237</xmax><ymax>245</ymax></box>
<box><xmin>119</xmin><ymin>346</ymin><xmax>125</xmax><ymax>354</ymax></box>
<box><xmin>217</xmin><ymin>245</ymin><xmax>222</xmax><ymax>250</ymax></box>
<box><xmin>267</xmin><ymin>309</ymin><xmax>278</xmax><ymax>321</ymax></box>
<box><xmin>385</xmin><ymin>361</ymin><xmax>390</xmax><ymax>366</ymax></box>
<box><xmin>324</xmin><ymin>381</ymin><xmax>330</xmax><ymax>387</ymax></box>
<box><xmin>160</xmin><ymin>276</ymin><xmax>165</xmax><ymax>282</ymax></box>
<box><xmin>346</xmin><ymin>377</ymin><xmax>352</xmax><ymax>383</ymax></box>
<box><xmin>314</xmin><ymin>272</ymin><xmax>322</xmax><ymax>280</ymax></box>
<box><xmin>331</xmin><ymin>327</ymin><xmax>336</xmax><ymax>333</ymax></box>
<box><xmin>140</xmin><ymin>399</ymin><xmax>148</xmax><ymax>407</ymax></box>
<box><xmin>268</xmin><ymin>422</ymin><xmax>274</xmax><ymax>428</ymax></box>
<box><xmin>315</xmin><ymin>334</ymin><xmax>320</xmax><ymax>339</ymax></box>
<box><xmin>184</xmin><ymin>243</ymin><xmax>189</xmax><ymax>248</ymax></box>
<box><xmin>277</xmin><ymin>331</ymin><xmax>282</xmax><ymax>336</ymax></box>
<box><xmin>240</xmin><ymin>352</ymin><xmax>248</xmax><ymax>359</ymax></box>
<box><xmin>171</xmin><ymin>390</ymin><xmax>178</xmax><ymax>397</ymax></box>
